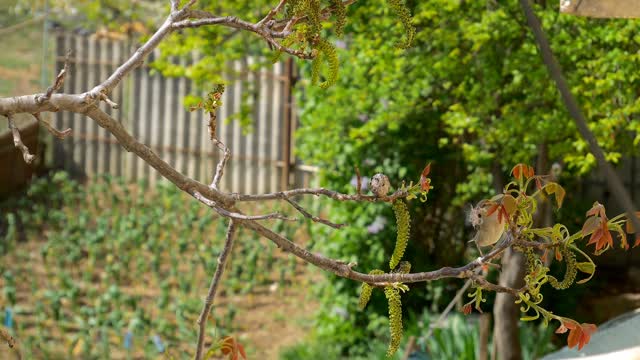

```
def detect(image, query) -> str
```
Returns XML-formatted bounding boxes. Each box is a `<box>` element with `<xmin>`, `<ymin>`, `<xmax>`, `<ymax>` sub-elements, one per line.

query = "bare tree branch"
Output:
<box><xmin>7</xmin><ymin>115</ymin><xmax>35</xmax><ymax>164</ymax></box>
<box><xmin>519</xmin><ymin>0</ymin><xmax>640</xmax><ymax>234</ymax></box>
<box><xmin>210</xmin><ymin>135</ymin><xmax>230</xmax><ymax>189</ymax></box>
<box><xmin>37</xmin><ymin>50</ymin><xmax>70</xmax><ymax>105</ymax></box>
<box><xmin>33</xmin><ymin>113</ymin><xmax>72</xmax><ymax>139</ymax></box>
<box><xmin>258</xmin><ymin>0</ymin><xmax>288</xmax><ymax>27</ymax></box>
<box><xmin>195</xmin><ymin>219</ymin><xmax>237</xmax><ymax>360</ymax></box>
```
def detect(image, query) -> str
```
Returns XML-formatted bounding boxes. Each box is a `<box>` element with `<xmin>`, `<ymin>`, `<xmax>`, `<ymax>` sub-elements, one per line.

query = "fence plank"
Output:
<box><xmin>51</xmin><ymin>32</ymin><xmax>315</xmax><ymax>191</ymax></box>
<box><xmin>231</xmin><ymin>59</ymin><xmax>243</xmax><ymax>193</ymax></box>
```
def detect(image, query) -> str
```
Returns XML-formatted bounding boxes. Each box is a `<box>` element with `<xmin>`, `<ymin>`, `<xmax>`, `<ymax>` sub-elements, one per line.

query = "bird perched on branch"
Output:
<box><xmin>469</xmin><ymin>200</ymin><xmax>505</xmax><ymax>256</ymax></box>
<box><xmin>369</xmin><ymin>173</ymin><xmax>390</xmax><ymax>197</ymax></box>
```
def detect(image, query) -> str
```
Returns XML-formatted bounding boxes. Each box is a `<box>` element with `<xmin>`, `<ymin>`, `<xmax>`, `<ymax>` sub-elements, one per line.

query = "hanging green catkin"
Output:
<box><xmin>384</xmin><ymin>286</ymin><xmax>403</xmax><ymax>357</ymax></box>
<box><xmin>332</xmin><ymin>0</ymin><xmax>347</xmax><ymax>37</ymax></box>
<box><xmin>386</xmin><ymin>0</ymin><xmax>415</xmax><ymax>49</ymax></box>
<box><xmin>310</xmin><ymin>50</ymin><xmax>323</xmax><ymax>86</ymax></box>
<box><xmin>389</xmin><ymin>199</ymin><xmax>410</xmax><ymax>270</ymax></box>
<box><xmin>358</xmin><ymin>269</ymin><xmax>384</xmax><ymax>310</ymax></box>
<box><xmin>307</xmin><ymin>0</ymin><xmax>322</xmax><ymax>41</ymax></box>
<box><xmin>548</xmin><ymin>246</ymin><xmax>577</xmax><ymax>290</ymax></box>
<box><xmin>315</xmin><ymin>39</ymin><xmax>339</xmax><ymax>89</ymax></box>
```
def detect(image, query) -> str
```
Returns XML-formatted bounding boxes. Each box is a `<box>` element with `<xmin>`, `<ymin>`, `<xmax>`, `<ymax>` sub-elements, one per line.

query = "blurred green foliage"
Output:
<box><xmin>295</xmin><ymin>0</ymin><xmax>640</xmax><ymax>356</ymax></box>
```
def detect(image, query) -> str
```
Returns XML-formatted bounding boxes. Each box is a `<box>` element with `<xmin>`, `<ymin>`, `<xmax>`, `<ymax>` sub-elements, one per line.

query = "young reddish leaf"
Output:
<box><xmin>635</xmin><ymin>233</ymin><xmax>640</xmax><ymax>248</ymax></box>
<box><xmin>485</xmin><ymin>203</ymin><xmax>500</xmax><ymax>217</ymax></box>
<box><xmin>588</xmin><ymin>225</ymin><xmax>614</xmax><ymax>253</ymax></box>
<box><xmin>578</xmin><ymin>323</ymin><xmax>597</xmax><ymax>350</ymax></box>
<box><xmin>421</xmin><ymin>162</ymin><xmax>431</xmax><ymax>177</ymax></box>
<box><xmin>555</xmin><ymin>322</ymin><xmax>569</xmax><ymax>334</ymax></box>
<box><xmin>567</xmin><ymin>325</ymin><xmax>580</xmax><ymax>349</ymax></box>
<box><xmin>541</xmin><ymin>249</ymin><xmax>548</xmax><ymax>263</ymax></box>
<box><xmin>555</xmin><ymin>249</ymin><xmax>563</xmax><ymax>261</ymax></box>
<box><xmin>462</xmin><ymin>303</ymin><xmax>472</xmax><ymax>315</ymax></box>
<box><xmin>535</xmin><ymin>177</ymin><xmax>543</xmax><ymax>190</ymax></box>
<box><xmin>498</xmin><ymin>205</ymin><xmax>509</xmax><ymax>225</ymax></box>
<box><xmin>587</xmin><ymin>227</ymin><xmax>604</xmax><ymax>249</ymax></box>
<box><xmin>526</xmin><ymin>166</ymin><xmax>535</xmax><ymax>179</ymax></box>
<box><xmin>581</xmin><ymin>216</ymin><xmax>601</xmax><ymax>237</ymax></box>
<box><xmin>557</xmin><ymin>321</ymin><xmax>596</xmax><ymax>350</ymax></box>
<box><xmin>511</xmin><ymin>164</ymin><xmax>525</xmax><ymax>180</ymax></box>
<box><xmin>586</xmin><ymin>202</ymin><xmax>607</xmax><ymax>219</ymax></box>
<box><xmin>237</xmin><ymin>344</ymin><xmax>247</xmax><ymax>360</ymax></box>
<box><xmin>217</xmin><ymin>336</ymin><xmax>247</xmax><ymax>360</ymax></box>
<box><xmin>420</xmin><ymin>163</ymin><xmax>432</xmax><ymax>192</ymax></box>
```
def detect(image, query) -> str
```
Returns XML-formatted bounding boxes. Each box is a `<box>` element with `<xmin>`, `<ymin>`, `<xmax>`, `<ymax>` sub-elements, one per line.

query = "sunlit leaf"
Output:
<box><xmin>502</xmin><ymin>195</ymin><xmax>517</xmax><ymax>216</ymax></box>
<box><xmin>575</xmin><ymin>262</ymin><xmax>595</xmax><ymax>275</ymax></box>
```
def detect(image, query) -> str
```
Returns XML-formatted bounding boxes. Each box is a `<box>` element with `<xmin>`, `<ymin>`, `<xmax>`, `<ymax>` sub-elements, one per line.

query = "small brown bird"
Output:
<box><xmin>369</xmin><ymin>173</ymin><xmax>390</xmax><ymax>197</ymax></box>
<box><xmin>469</xmin><ymin>200</ymin><xmax>505</xmax><ymax>255</ymax></box>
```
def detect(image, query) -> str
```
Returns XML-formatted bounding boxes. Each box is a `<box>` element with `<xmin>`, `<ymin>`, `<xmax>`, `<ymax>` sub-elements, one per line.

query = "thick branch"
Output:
<box><xmin>195</xmin><ymin>220</ymin><xmax>238</xmax><ymax>360</ymax></box>
<box><xmin>240</xmin><ymin>220</ymin><xmax>517</xmax><ymax>286</ymax></box>
<box><xmin>519</xmin><ymin>0</ymin><xmax>640</xmax><ymax>234</ymax></box>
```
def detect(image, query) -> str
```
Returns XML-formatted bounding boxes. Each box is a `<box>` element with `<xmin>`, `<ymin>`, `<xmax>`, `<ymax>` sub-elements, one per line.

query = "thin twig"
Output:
<box><xmin>193</xmin><ymin>191</ymin><xmax>296</xmax><ymax>221</ymax></box>
<box><xmin>234</xmin><ymin>187</ymin><xmax>409</xmax><ymax>203</ymax></box>
<box><xmin>33</xmin><ymin>113</ymin><xmax>72</xmax><ymax>139</ymax></box>
<box><xmin>355</xmin><ymin>166</ymin><xmax>362</xmax><ymax>194</ymax></box>
<box><xmin>211</xmin><ymin>140</ymin><xmax>230</xmax><ymax>189</ymax></box>
<box><xmin>519</xmin><ymin>0</ymin><xmax>640</xmax><ymax>234</ymax></box>
<box><xmin>194</xmin><ymin>220</ymin><xmax>238</xmax><ymax>360</ymax></box>
<box><xmin>100</xmin><ymin>93</ymin><xmax>119</xmax><ymax>109</ymax></box>
<box><xmin>37</xmin><ymin>50</ymin><xmax>71</xmax><ymax>104</ymax></box>
<box><xmin>285</xmin><ymin>198</ymin><xmax>346</xmax><ymax>229</ymax></box>
<box><xmin>7</xmin><ymin>115</ymin><xmax>35</xmax><ymax>164</ymax></box>
<box><xmin>258</xmin><ymin>0</ymin><xmax>288</xmax><ymax>26</ymax></box>
<box><xmin>470</xmin><ymin>274</ymin><xmax>523</xmax><ymax>296</ymax></box>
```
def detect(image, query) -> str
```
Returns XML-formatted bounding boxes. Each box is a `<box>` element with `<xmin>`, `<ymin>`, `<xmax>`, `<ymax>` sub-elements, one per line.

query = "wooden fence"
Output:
<box><xmin>52</xmin><ymin>31</ymin><xmax>316</xmax><ymax>193</ymax></box>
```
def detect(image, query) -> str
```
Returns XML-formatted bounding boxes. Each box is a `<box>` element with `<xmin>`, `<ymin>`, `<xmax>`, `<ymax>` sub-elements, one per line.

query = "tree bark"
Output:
<box><xmin>493</xmin><ymin>248</ymin><xmax>526</xmax><ymax>360</ymax></box>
